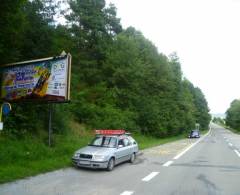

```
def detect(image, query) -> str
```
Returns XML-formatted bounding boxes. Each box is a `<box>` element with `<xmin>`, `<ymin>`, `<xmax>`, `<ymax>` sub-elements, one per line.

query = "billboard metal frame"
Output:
<box><xmin>0</xmin><ymin>53</ymin><xmax>72</xmax><ymax>103</ymax></box>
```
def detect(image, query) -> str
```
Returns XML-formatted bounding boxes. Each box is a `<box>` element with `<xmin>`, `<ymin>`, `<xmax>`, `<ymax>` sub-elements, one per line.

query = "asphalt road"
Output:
<box><xmin>1</xmin><ymin>123</ymin><xmax>240</xmax><ymax>195</ymax></box>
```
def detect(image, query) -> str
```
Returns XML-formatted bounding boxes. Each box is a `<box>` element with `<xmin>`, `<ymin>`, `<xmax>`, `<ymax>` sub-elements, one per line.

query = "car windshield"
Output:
<box><xmin>89</xmin><ymin>136</ymin><xmax>117</xmax><ymax>148</ymax></box>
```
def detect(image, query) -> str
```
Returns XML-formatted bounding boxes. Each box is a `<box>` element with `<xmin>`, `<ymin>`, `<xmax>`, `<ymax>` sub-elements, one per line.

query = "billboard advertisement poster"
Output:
<box><xmin>0</xmin><ymin>54</ymin><xmax>71</xmax><ymax>102</ymax></box>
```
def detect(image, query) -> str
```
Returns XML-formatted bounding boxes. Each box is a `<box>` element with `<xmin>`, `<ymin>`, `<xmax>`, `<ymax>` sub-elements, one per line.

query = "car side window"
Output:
<box><xmin>128</xmin><ymin>136</ymin><xmax>136</xmax><ymax>145</ymax></box>
<box><xmin>118</xmin><ymin>137</ymin><xmax>132</xmax><ymax>147</ymax></box>
<box><xmin>123</xmin><ymin>138</ymin><xmax>131</xmax><ymax>146</ymax></box>
<box><xmin>118</xmin><ymin>139</ymin><xmax>124</xmax><ymax>147</ymax></box>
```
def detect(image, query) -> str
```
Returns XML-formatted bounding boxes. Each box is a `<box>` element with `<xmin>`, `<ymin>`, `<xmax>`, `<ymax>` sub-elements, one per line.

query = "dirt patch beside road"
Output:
<box><xmin>143</xmin><ymin>138</ymin><xmax>197</xmax><ymax>157</ymax></box>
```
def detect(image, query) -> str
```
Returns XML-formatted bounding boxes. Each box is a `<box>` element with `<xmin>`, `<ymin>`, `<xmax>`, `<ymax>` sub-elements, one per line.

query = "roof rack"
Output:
<box><xmin>95</xmin><ymin>129</ymin><xmax>126</xmax><ymax>135</ymax></box>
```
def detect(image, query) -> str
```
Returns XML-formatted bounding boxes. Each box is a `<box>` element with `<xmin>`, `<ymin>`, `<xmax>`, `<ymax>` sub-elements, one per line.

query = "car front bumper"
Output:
<box><xmin>72</xmin><ymin>158</ymin><xmax>109</xmax><ymax>169</ymax></box>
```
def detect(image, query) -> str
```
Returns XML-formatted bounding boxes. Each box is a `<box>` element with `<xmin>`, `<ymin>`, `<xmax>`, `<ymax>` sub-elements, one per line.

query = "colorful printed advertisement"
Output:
<box><xmin>0</xmin><ymin>55</ymin><xmax>71</xmax><ymax>102</ymax></box>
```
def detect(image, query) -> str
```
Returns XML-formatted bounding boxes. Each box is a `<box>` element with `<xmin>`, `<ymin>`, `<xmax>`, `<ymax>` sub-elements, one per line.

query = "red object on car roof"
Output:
<box><xmin>95</xmin><ymin>129</ymin><xmax>126</xmax><ymax>135</ymax></box>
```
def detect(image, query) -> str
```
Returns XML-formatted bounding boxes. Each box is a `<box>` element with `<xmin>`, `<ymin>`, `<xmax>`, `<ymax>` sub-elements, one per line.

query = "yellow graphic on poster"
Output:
<box><xmin>0</xmin><ymin>56</ymin><xmax>70</xmax><ymax>102</ymax></box>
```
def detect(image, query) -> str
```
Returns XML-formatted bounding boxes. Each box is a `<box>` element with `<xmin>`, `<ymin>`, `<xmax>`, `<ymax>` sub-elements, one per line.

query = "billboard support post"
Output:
<box><xmin>0</xmin><ymin>53</ymin><xmax>71</xmax><ymax>144</ymax></box>
<box><xmin>0</xmin><ymin>102</ymin><xmax>11</xmax><ymax>131</ymax></box>
<box><xmin>0</xmin><ymin>104</ymin><xmax>3</xmax><ymax>131</ymax></box>
<box><xmin>48</xmin><ymin>104</ymin><xmax>53</xmax><ymax>147</ymax></box>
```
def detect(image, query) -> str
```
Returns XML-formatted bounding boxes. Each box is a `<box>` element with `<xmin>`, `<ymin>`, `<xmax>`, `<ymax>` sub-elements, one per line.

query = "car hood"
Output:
<box><xmin>75</xmin><ymin>146</ymin><xmax>115</xmax><ymax>155</ymax></box>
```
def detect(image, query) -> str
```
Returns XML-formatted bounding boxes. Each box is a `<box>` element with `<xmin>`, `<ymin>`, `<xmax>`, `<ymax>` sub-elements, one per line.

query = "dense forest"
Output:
<box><xmin>0</xmin><ymin>0</ymin><xmax>211</xmax><ymax>138</ymax></box>
<box><xmin>226</xmin><ymin>99</ymin><xmax>240</xmax><ymax>131</ymax></box>
<box><xmin>212</xmin><ymin>117</ymin><xmax>225</xmax><ymax>126</ymax></box>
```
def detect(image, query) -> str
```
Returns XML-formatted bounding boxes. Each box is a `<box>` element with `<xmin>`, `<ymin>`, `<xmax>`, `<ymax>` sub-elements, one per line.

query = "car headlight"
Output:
<box><xmin>73</xmin><ymin>153</ymin><xmax>80</xmax><ymax>158</ymax></box>
<box><xmin>93</xmin><ymin>155</ymin><xmax>105</xmax><ymax>161</ymax></box>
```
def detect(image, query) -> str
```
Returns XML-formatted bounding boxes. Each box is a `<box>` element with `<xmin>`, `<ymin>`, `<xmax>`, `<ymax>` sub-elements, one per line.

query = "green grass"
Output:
<box><xmin>0</xmin><ymin>121</ymin><xmax>93</xmax><ymax>184</ymax></box>
<box><xmin>229</xmin><ymin>129</ymin><xmax>240</xmax><ymax>134</ymax></box>
<box><xmin>133</xmin><ymin>133</ymin><xmax>187</xmax><ymax>150</ymax></box>
<box><xmin>212</xmin><ymin>122</ymin><xmax>240</xmax><ymax>134</ymax></box>
<box><xmin>0</xmin><ymin>124</ymin><xmax>209</xmax><ymax>184</ymax></box>
<box><xmin>221</xmin><ymin>125</ymin><xmax>240</xmax><ymax>135</ymax></box>
<box><xmin>0</xmin><ymin>133</ymin><xmax>93</xmax><ymax>183</ymax></box>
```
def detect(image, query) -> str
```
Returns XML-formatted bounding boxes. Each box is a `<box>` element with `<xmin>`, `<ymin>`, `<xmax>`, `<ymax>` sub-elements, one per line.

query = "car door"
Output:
<box><xmin>115</xmin><ymin>138</ymin><xmax>127</xmax><ymax>164</ymax></box>
<box><xmin>122</xmin><ymin>138</ymin><xmax>133</xmax><ymax>161</ymax></box>
<box><xmin>128</xmin><ymin>136</ymin><xmax>138</xmax><ymax>153</ymax></box>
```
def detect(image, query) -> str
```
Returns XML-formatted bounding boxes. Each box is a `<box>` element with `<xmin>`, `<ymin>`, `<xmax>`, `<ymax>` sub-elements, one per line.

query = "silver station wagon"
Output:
<box><xmin>72</xmin><ymin>130</ymin><xmax>139</xmax><ymax>171</ymax></box>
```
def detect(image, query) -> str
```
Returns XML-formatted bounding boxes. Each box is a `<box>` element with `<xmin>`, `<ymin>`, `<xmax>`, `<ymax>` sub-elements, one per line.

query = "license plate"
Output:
<box><xmin>79</xmin><ymin>161</ymin><xmax>90</xmax><ymax>165</ymax></box>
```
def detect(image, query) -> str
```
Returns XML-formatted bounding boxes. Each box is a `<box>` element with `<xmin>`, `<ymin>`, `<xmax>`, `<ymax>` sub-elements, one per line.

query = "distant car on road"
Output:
<box><xmin>188</xmin><ymin>130</ymin><xmax>200</xmax><ymax>138</ymax></box>
<box><xmin>72</xmin><ymin>130</ymin><xmax>139</xmax><ymax>171</ymax></box>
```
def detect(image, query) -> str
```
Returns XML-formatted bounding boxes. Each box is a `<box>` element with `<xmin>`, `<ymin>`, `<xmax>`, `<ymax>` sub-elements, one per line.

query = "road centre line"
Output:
<box><xmin>173</xmin><ymin>130</ymin><xmax>211</xmax><ymax>160</ymax></box>
<box><xmin>142</xmin><ymin>172</ymin><xmax>159</xmax><ymax>182</ymax></box>
<box><xmin>163</xmin><ymin>160</ymin><xmax>173</xmax><ymax>167</ymax></box>
<box><xmin>234</xmin><ymin>150</ymin><xmax>240</xmax><ymax>157</ymax></box>
<box><xmin>120</xmin><ymin>191</ymin><xmax>134</xmax><ymax>195</ymax></box>
<box><xmin>229</xmin><ymin>143</ymin><xmax>233</xmax><ymax>147</ymax></box>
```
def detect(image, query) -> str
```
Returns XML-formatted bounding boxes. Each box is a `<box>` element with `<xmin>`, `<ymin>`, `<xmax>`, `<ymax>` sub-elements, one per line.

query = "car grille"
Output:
<box><xmin>80</xmin><ymin>154</ymin><xmax>93</xmax><ymax>159</ymax></box>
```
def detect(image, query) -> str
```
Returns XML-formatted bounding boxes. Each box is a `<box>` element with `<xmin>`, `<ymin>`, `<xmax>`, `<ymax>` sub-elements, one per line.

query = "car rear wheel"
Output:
<box><xmin>107</xmin><ymin>158</ymin><xmax>115</xmax><ymax>171</ymax></box>
<box><xmin>129</xmin><ymin>153</ymin><xmax>136</xmax><ymax>163</ymax></box>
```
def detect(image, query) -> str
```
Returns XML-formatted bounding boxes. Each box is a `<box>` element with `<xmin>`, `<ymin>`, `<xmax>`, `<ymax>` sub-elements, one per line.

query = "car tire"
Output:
<box><xmin>107</xmin><ymin>158</ymin><xmax>115</xmax><ymax>171</ymax></box>
<box><xmin>129</xmin><ymin>153</ymin><xmax>136</xmax><ymax>163</ymax></box>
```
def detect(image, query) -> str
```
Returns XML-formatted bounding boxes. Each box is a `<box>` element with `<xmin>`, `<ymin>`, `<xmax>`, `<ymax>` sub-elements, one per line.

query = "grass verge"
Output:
<box><xmin>134</xmin><ymin>129</ymin><xmax>208</xmax><ymax>150</ymax></box>
<box><xmin>0</xmin><ymin>125</ymin><xmax>208</xmax><ymax>184</ymax></box>
<box><xmin>212</xmin><ymin>122</ymin><xmax>240</xmax><ymax>134</ymax></box>
<box><xmin>134</xmin><ymin>133</ymin><xmax>187</xmax><ymax>150</ymax></box>
<box><xmin>223</xmin><ymin>126</ymin><xmax>240</xmax><ymax>135</ymax></box>
<box><xmin>0</xmin><ymin>133</ymin><xmax>92</xmax><ymax>184</ymax></box>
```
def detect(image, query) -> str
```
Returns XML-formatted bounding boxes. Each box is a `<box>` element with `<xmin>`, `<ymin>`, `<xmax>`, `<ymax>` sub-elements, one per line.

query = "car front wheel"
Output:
<box><xmin>107</xmin><ymin>158</ymin><xmax>115</xmax><ymax>171</ymax></box>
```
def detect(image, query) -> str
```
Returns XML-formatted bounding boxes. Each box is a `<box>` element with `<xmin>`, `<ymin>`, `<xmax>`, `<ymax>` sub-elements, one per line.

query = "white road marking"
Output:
<box><xmin>234</xmin><ymin>150</ymin><xmax>240</xmax><ymax>157</ymax></box>
<box><xmin>163</xmin><ymin>160</ymin><xmax>173</xmax><ymax>167</ymax></box>
<box><xmin>142</xmin><ymin>172</ymin><xmax>159</xmax><ymax>182</ymax></box>
<box><xmin>173</xmin><ymin>130</ymin><xmax>211</xmax><ymax>160</ymax></box>
<box><xmin>229</xmin><ymin>143</ymin><xmax>233</xmax><ymax>147</ymax></box>
<box><xmin>120</xmin><ymin>191</ymin><xmax>134</xmax><ymax>195</ymax></box>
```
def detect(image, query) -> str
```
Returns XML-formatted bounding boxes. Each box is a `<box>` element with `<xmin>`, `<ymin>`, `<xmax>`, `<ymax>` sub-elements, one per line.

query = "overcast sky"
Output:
<box><xmin>106</xmin><ymin>0</ymin><xmax>240</xmax><ymax>114</ymax></box>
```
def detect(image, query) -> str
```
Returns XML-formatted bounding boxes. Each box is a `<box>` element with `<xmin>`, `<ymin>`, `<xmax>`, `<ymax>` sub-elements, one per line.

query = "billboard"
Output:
<box><xmin>0</xmin><ymin>54</ymin><xmax>71</xmax><ymax>102</ymax></box>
